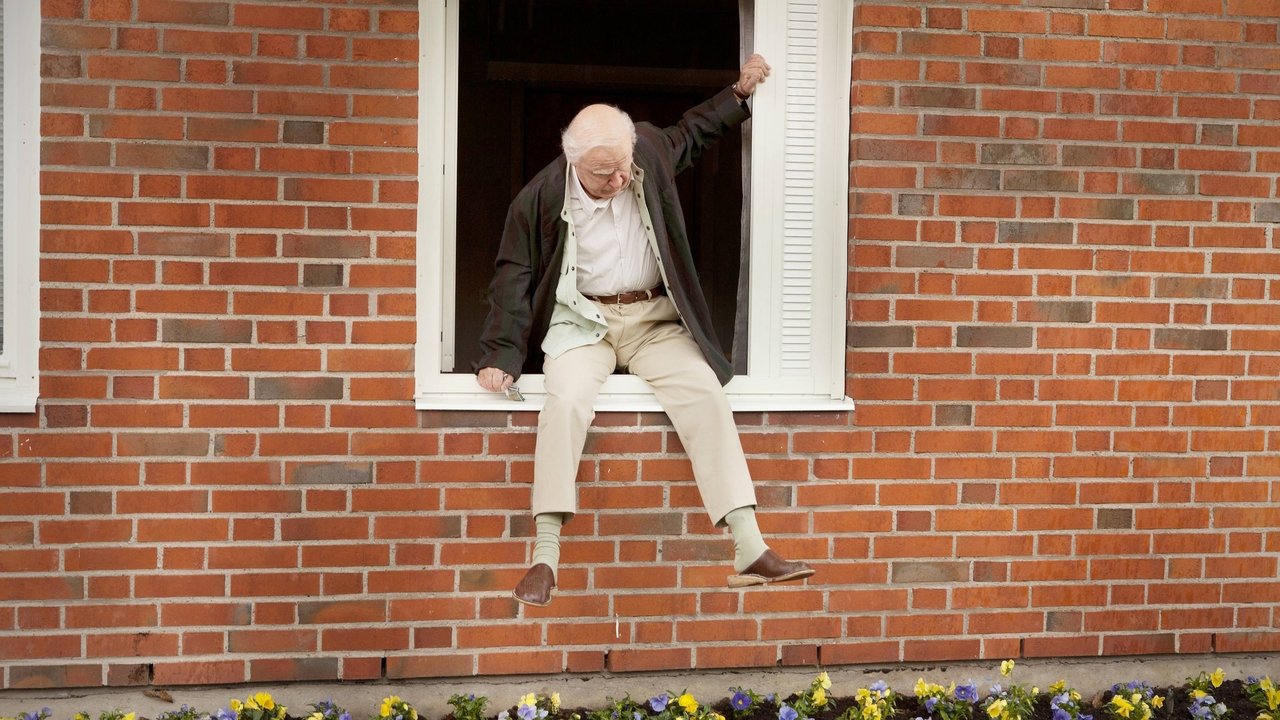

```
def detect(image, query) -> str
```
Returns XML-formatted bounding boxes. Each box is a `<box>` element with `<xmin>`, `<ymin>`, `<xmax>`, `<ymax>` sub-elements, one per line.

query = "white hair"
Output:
<box><xmin>561</xmin><ymin>104</ymin><xmax>636</xmax><ymax>165</ymax></box>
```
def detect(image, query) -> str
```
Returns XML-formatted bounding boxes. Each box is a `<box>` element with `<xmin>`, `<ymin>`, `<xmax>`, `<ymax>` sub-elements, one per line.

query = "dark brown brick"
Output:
<box><xmin>1096</xmin><ymin>508</ymin><xmax>1133</xmax><ymax>529</ymax></box>
<box><xmin>982</xmin><ymin>143</ymin><xmax>1055</xmax><ymax>165</ymax></box>
<box><xmin>250</xmin><ymin>657</ymin><xmax>339</xmax><ymax>682</ymax></box>
<box><xmin>1257</xmin><ymin>202</ymin><xmax>1280</xmax><ymax>222</ymax></box>
<box><xmin>891</xmin><ymin>561</ymin><xmax>968</xmax><ymax>583</ymax></box>
<box><xmin>116</xmin><ymin>144</ymin><xmax>209</xmax><ymax>169</ymax></box>
<box><xmin>1063</xmin><ymin>145</ymin><xmax>1137</xmax><ymax>167</ymax></box>
<box><xmin>138</xmin><ymin>232</ymin><xmax>231</xmax><ymax>257</ymax></box>
<box><xmin>1045</xmin><ymin>610</ymin><xmax>1083</xmax><ymax>632</ymax></box>
<box><xmin>1004</xmin><ymin>169</ymin><xmax>1079</xmax><ymax>192</ymax></box>
<box><xmin>163</xmin><ymin>319</ymin><xmax>252</xmax><ymax>343</ymax></box>
<box><xmin>255</xmin><ymin>376</ymin><xmax>344</xmax><ymax>400</ymax></box>
<box><xmin>288</xmin><ymin>462</ymin><xmax>374</xmax><ymax>485</ymax></box>
<box><xmin>1123</xmin><ymin>173</ymin><xmax>1194</xmax><ymax>195</ymax></box>
<box><xmin>998</xmin><ymin>221</ymin><xmax>1073</xmax><ymax>244</ymax></box>
<box><xmin>283</xmin><ymin>234</ymin><xmax>371</xmax><ymax>258</ymax></box>
<box><xmin>9</xmin><ymin>663</ymin><xmax>104</xmax><ymax>689</ymax></box>
<box><xmin>1154</xmin><ymin>328</ymin><xmax>1228</xmax><ymax>351</ymax></box>
<box><xmin>283</xmin><ymin>120</ymin><xmax>325</xmax><ymax>144</ymax></box>
<box><xmin>902</xmin><ymin>86</ymin><xmax>977</xmax><ymax>109</ymax></box>
<box><xmin>897</xmin><ymin>245</ymin><xmax>974</xmax><ymax>268</ymax></box>
<box><xmin>897</xmin><ymin>194</ymin><xmax>934</xmax><ymax>216</ymax></box>
<box><xmin>138</xmin><ymin>0</ymin><xmax>231</xmax><ymax>25</ymax></box>
<box><xmin>957</xmin><ymin>326</ymin><xmax>1033</xmax><ymax>347</ymax></box>
<box><xmin>937</xmin><ymin>403</ymin><xmax>974</xmax><ymax>425</ymax></box>
<box><xmin>851</xmin><ymin>326</ymin><xmax>913</xmax><ymax>348</ymax></box>
<box><xmin>1155</xmin><ymin>277</ymin><xmax>1229</xmax><ymax>299</ymax></box>
<box><xmin>925</xmin><ymin>167</ymin><xmax>1000</xmax><ymax>190</ymax></box>
<box><xmin>1019</xmin><ymin>300</ymin><xmax>1092</xmax><ymax>323</ymax></box>
<box><xmin>302</xmin><ymin>264</ymin><xmax>344</xmax><ymax>287</ymax></box>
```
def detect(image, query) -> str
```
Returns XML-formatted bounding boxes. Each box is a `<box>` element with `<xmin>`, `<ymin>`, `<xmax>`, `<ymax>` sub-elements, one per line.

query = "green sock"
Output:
<box><xmin>530</xmin><ymin>512</ymin><xmax>563</xmax><ymax>574</ymax></box>
<box><xmin>724</xmin><ymin>506</ymin><xmax>769</xmax><ymax>573</ymax></box>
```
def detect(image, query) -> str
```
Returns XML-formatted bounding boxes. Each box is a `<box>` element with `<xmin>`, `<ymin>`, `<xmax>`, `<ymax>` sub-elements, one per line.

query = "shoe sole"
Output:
<box><xmin>726</xmin><ymin>567</ymin><xmax>815</xmax><ymax>589</ymax></box>
<box><xmin>512</xmin><ymin>588</ymin><xmax>555</xmax><ymax>608</ymax></box>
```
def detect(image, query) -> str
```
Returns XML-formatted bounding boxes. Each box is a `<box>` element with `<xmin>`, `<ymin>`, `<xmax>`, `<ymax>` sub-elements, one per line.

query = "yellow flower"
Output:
<box><xmin>864</xmin><ymin>704</ymin><xmax>882</xmax><ymax>720</ymax></box>
<box><xmin>309</xmin><ymin>713</ymin><xmax>325</xmax><ymax>720</ymax></box>
<box><xmin>813</xmin><ymin>687</ymin><xmax>827</xmax><ymax>707</ymax></box>
<box><xmin>679</xmin><ymin>693</ymin><xmax>699</xmax><ymax>714</ymax></box>
<box><xmin>124</xmin><ymin>714</ymin><xmax>137</xmax><ymax>720</ymax></box>
<box><xmin>1110</xmin><ymin>696</ymin><xmax>1134</xmax><ymax>718</ymax></box>
<box><xmin>551</xmin><ymin>694</ymin><xmax>561</xmax><ymax>711</ymax></box>
<box><xmin>231</xmin><ymin>701</ymin><xmax>243</xmax><ymax>714</ymax></box>
<box><xmin>987</xmin><ymin>699</ymin><xmax>1007</xmax><ymax>719</ymax></box>
<box><xmin>1211</xmin><ymin>669</ymin><xmax>1225</xmax><ymax>688</ymax></box>
<box><xmin>1049</xmin><ymin>681</ymin><xmax>1066</xmax><ymax>694</ymax></box>
<box><xmin>915</xmin><ymin>679</ymin><xmax>929</xmax><ymax>697</ymax></box>
<box><xmin>521</xmin><ymin>695</ymin><xmax>538</xmax><ymax>709</ymax></box>
<box><xmin>380</xmin><ymin>697</ymin><xmax>399</xmax><ymax>718</ymax></box>
<box><xmin>1266</xmin><ymin>686</ymin><xmax>1280</xmax><ymax>711</ymax></box>
<box><xmin>1000</xmin><ymin>660</ymin><xmax>1015</xmax><ymax>678</ymax></box>
<box><xmin>819</xmin><ymin>671</ymin><xmax>832</xmax><ymax>690</ymax></box>
<box><xmin>1153</xmin><ymin>696</ymin><xmax>1165</xmax><ymax>709</ymax></box>
<box><xmin>1192</xmin><ymin>690</ymin><xmax>1207</xmax><ymax>700</ymax></box>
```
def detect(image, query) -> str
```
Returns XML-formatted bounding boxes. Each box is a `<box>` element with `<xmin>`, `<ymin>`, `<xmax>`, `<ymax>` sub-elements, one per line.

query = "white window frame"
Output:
<box><xmin>414</xmin><ymin>0</ymin><xmax>853</xmax><ymax>412</ymax></box>
<box><xmin>0</xmin><ymin>0</ymin><xmax>40</xmax><ymax>413</ymax></box>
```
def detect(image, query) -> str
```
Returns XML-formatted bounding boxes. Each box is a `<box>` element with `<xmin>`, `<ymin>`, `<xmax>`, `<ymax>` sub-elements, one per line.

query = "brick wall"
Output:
<box><xmin>2</xmin><ymin>0</ymin><xmax>1278</xmax><ymax>691</ymax></box>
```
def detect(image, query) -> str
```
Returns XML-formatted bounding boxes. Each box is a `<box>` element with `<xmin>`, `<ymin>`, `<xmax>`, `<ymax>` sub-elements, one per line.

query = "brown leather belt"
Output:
<box><xmin>584</xmin><ymin>285</ymin><xmax>665</xmax><ymax>305</ymax></box>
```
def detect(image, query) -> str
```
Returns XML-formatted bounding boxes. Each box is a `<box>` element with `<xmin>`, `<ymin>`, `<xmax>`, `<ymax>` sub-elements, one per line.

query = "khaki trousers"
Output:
<box><xmin>533</xmin><ymin>295</ymin><xmax>757</xmax><ymax>526</ymax></box>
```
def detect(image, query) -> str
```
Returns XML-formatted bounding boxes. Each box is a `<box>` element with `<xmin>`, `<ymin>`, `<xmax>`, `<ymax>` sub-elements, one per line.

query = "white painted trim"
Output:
<box><xmin>0</xmin><ymin>0</ymin><xmax>41</xmax><ymax>413</ymax></box>
<box><xmin>413</xmin><ymin>0</ymin><xmax>854</xmax><ymax>411</ymax></box>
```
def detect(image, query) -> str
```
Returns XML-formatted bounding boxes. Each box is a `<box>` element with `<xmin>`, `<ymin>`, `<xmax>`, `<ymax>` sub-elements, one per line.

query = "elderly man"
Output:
<box><xmin>477</xmin><ymin>54</ymin><xmax>813</xmax><ymax>607</ymax></box>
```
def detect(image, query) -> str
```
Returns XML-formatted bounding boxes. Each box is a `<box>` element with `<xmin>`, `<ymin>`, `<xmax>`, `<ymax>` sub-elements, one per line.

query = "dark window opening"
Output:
<box><xmin>452</xmin><ymin>0</ymin><xmax>748</xmax><ymax>376</ymax></box>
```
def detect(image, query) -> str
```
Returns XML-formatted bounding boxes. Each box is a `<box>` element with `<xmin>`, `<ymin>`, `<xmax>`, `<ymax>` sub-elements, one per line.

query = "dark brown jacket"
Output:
<box><xmin>476</xmin><ymin>87</ymin><xmax>749</xmax><ymax>385</ymax></box>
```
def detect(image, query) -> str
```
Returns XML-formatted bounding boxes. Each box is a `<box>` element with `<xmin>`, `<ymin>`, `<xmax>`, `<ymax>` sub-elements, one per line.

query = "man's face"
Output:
<box><xmin>575</xmin><ymin>144</ymin><xmax>633</xmax><ymax>200</ymax></box>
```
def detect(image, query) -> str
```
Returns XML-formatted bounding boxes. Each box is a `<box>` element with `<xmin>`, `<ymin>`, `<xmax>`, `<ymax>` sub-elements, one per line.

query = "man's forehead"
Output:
<box><xmin>582</xmin><ymin>148</ymin><xmax>632</xmax><ymax>171</ymax></box>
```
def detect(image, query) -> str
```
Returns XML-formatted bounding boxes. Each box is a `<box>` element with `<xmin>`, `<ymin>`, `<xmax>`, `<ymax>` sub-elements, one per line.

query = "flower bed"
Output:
<box><xmin>4</xmin><ymin>664</ymin><xmax>1276</xmax><ymax>720</ymax></box>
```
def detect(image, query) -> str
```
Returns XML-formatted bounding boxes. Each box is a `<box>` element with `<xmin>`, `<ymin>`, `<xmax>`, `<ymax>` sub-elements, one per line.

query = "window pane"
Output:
<box><xmin>451</xmin><ymin>0</ymin><xmax>746</xmax><ymax>375</ymax></box>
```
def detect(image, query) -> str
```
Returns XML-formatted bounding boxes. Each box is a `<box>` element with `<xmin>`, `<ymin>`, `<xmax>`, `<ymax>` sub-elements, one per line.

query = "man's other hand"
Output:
<box><xmin>477</xmin><ymin>367</ymin><xmax>514</xmax><ymax>393</ymax></box>
<box><xmin>735</xmin><ymin>54</ymin><xmax>772</xmax><ymax>98</ymax></box>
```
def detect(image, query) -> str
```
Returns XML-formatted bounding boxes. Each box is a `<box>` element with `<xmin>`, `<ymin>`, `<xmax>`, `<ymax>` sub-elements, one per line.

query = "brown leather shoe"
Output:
<box><xmin>727</xmin><ymin>549</ymin><xmax>814</xmax><ymax>588</ymax></box>
<box><xmin>513</xmin><ymin>563</ymin><xmax>556</xmax><ymax>607</ymax></box>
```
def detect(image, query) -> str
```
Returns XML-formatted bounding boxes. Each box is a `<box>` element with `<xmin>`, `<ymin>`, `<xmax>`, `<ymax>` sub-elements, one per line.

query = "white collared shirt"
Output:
<box><xmin>567</xmin><ymin>164</ymin><xmax>662</xmax><ymax>296</ymax></box>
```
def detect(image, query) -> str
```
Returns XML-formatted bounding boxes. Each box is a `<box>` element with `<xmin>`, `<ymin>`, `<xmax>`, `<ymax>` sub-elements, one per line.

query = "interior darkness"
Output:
<box><xmin>452</xmin><ymin>0</ymin><xmax>745</xmax><ymax>375</ymax></box>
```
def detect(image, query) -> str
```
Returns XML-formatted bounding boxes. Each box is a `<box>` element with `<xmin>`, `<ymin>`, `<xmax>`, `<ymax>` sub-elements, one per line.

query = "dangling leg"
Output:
<box><xmin>514</xmin><ymin>340</ymin><xmax>615</xmax><ymax>607</ymax></box>
<box><xmin>622</xmin><ymin>298</ymin><xmax>813</xmax><ymax>587</ymax></box>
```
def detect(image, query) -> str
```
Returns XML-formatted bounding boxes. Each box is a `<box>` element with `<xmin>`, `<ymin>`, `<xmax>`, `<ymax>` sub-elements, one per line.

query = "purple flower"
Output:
<box><xmin>871</xmin><ymin>682</ymin><xmax>888</xmax><ymax>694</ymax></box>
<box><xmin>732</xmin><ymin>692</ymin><xmax>753</xmax><ymax>711</ymax></box>
<box><xmin>518</xmin><ymin>705</ymin><xmax>538</xmax><ymax>720</ymax></box>
<box><xmin>989</xmin><ymin>685</ymin><xmax>1003</xmax><ymax>698</ymax></box>
<box><xmin>956</xmin><ymin>684</ymin><xmax>979</xmax><ymax>703</ymax></box>
<box><xmin>925</xmin><ymin>698</ymin><xmax>938</xmax><ymax>714</ymax></box>
<box><xmin>1053</xmin><ymin>708</ymin><xmax>1071</xmax><ymax>720</ymax></box>
<box><xmin>779</xmin><ymin>705</ymin><xmax>798</xmax><ymax>720</ymax></box>
<box><xmin>649</xmin><ymin>695</ymin><xmax>670</xmax><ymax>713</ymax></box>
<box><xmin>216</xmin><ymin>709</ymin><xmax>236</xmax><ymax>720</ymax></box>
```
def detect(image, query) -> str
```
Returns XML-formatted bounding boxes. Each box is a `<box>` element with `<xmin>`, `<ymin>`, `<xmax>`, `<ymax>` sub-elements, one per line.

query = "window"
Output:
<box><xmin>415</xmin><ymin>0</ymin><xmax>852</xmax><ymax>411</ymax></box>
<box><xmin>0</xmin><ymin>0</ymin><xmax>40</xmax><ymax>413</ymax></box>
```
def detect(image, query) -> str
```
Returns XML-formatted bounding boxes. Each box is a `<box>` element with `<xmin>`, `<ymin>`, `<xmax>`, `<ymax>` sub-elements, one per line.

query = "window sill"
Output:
<box><xmin>414</xmin><ymin>392</ymin><xmax>854</xmax><ymax>413</ymax></box>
